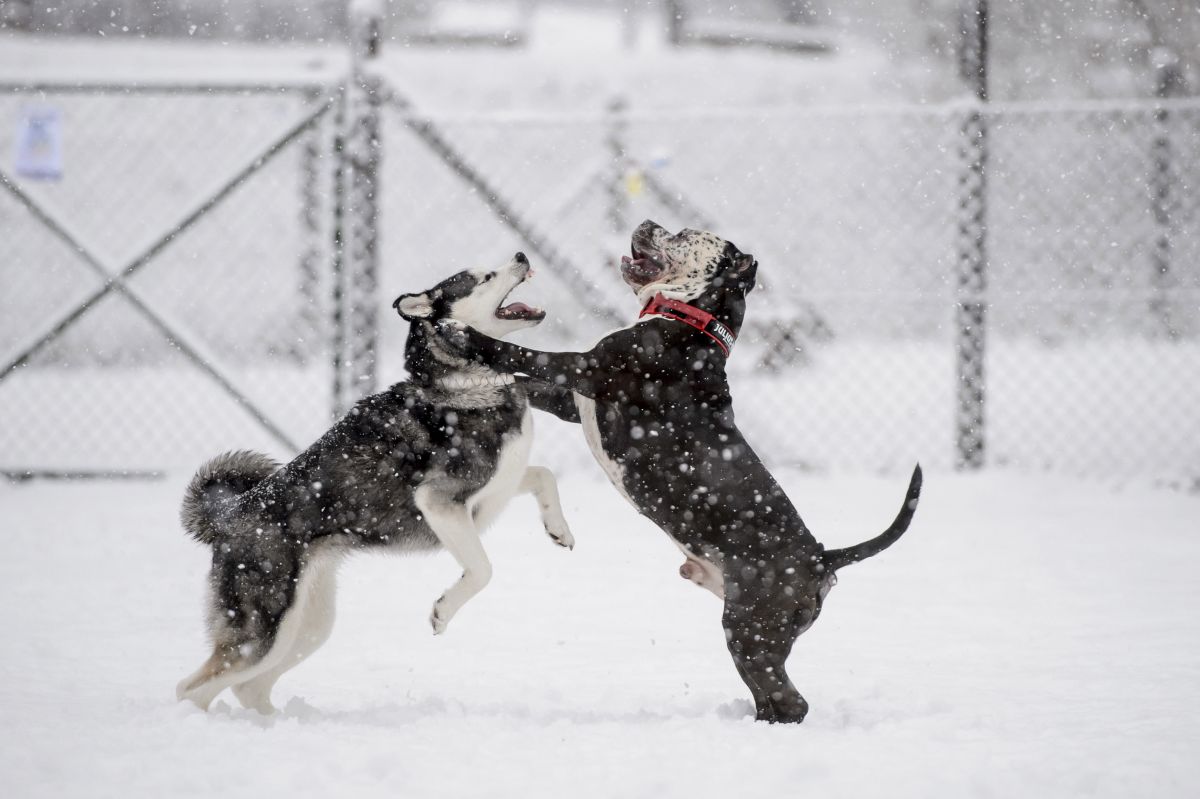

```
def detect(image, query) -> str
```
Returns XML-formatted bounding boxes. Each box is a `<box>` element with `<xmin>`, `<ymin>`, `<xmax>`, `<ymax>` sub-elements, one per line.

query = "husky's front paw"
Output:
<box><xmin>430</xmin><ymin>596</ymin><xmax>450</xmax><ymax>635</ymax></box>
<box><xmin>546</xmin><ymin>521</ymin><xmax>575</xmax><ymax>550</ymax></box>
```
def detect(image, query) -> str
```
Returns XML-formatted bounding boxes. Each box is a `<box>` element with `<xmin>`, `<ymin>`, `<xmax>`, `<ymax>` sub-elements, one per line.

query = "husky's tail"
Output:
<box><xmin>181</xmin><ymin>450</ymin><xmax>279</xmax><ymax>546</ymax></box>
<box><xmin>823</xmin><ymin>464</ymin><xmax>922</xmax><ymax>572</ymax></box>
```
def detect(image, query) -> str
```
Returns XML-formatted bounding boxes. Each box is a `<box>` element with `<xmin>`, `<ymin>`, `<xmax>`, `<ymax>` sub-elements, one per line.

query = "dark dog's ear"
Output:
<box><xmin>731</xmin><ymin>250</ymin><xmax>758</xmax><ymax>290</ymax></box>
<box><xmin>393</xmin><ymin>292</ymin><xmax>434</xmax><ymax>321</ymax></box>
<box><xmin>734</xmin><ymin>252</ymin><xmax>757</xmax><ymax>276</ymax></box>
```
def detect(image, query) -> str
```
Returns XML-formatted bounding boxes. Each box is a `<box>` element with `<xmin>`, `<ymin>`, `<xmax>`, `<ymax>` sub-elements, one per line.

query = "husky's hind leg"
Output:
<box><xmin>179</xmin><ymin>619</ymin><xmax>303</xmax><ymax>711</ymax></box>
<box><xmin>177</xmin><ymin>645</ymin><xmax>270</xmax><ymax>712</ymax></box>
<box><xmin>177</xmin><ymin>651</ymin><xmax>230</xmax><ymax>709</ymax></box>
<box><xmin>178</xmin><ymin>561</ymin><xmax>313</xmax><ymax>711</ymax></box>
<box><xmin>231</xmin><ymin>555</ymin><xmax>340</xmax><ymax>714</ymax></box>
<box><xmin>415</xmin><ymin>485</ymin><xmax>492</xmax><ymax>635</ymax></box>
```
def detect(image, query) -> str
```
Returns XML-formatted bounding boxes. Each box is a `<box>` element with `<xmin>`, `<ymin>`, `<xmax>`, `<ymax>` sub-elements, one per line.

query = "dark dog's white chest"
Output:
<box><xmin>573</xmin><ymin>395</ymin><xmax>633</xmax><ymax>503</ymax></box>
<box><xmin>575</xmin><ymin>393</ymin><xmax>726</xmax><ymax>597</ymax></box>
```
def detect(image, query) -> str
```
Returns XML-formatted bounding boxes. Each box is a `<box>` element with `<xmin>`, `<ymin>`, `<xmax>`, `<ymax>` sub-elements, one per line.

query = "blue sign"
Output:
<box><xmin>14</xmin><ymin>106</ymin><xmax>63</xmax><ymax>181</ymax></box>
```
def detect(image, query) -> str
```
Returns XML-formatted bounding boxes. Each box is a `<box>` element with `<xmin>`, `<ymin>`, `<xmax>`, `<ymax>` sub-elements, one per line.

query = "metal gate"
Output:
<box><xmin>0</xmin><ymin>82</ymin><xmax>336</xmax><ymax>476</ymax></box>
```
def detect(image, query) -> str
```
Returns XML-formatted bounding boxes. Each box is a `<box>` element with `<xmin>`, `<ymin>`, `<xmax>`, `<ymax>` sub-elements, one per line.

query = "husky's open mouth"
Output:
<box><xmin>495</xmin><ymin>270</ymin><xmax>546</xmax><ymax>321</ymax></box>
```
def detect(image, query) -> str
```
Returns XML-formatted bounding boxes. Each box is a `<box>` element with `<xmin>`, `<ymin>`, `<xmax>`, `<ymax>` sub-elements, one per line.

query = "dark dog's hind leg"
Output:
<box><xmin>722</xmin><ymin>598</ymin><xmax>808</xmax><ymax>724</ymax></box>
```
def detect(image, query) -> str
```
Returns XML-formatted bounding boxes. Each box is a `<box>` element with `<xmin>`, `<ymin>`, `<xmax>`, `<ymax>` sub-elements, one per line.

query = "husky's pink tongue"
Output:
<box><xmin>495</xmin><ymin>301</ymin><xmax>545</xmax><ymax>320</ymax></box>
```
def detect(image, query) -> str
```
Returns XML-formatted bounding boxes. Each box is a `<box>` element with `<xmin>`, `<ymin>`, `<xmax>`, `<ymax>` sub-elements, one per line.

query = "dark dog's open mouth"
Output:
<box><xmin>621</xmin><ymin>246</ymin><xmax>665</xmax><ymax>286</ymax></box>
<box><xmin>495</xmin><ymin>274</ymin><xmax>546</xmax><ymax>322</ymax></box>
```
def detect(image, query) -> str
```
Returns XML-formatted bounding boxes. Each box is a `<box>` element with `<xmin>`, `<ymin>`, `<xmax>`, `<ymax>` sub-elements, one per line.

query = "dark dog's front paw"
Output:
<box><xmin>435</xmin><ymin>321</ymin><xmax>497</xmax><ymax>365</ymax></box>
<box><xmin>435</xmin><ymin>319</ymin><xmax>471</xmax><ymax>355</ymax></box>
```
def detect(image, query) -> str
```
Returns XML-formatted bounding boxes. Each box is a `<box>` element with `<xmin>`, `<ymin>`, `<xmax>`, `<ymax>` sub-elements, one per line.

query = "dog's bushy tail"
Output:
<box><xmin>823</xmin><ymin>464</ymin><xmax>922</xmax><ymax>572</ymax></box>
<box><xmin>181</xmin><ymin>450</ymin><xmax>279</xmax><ymax>546</ymax></box>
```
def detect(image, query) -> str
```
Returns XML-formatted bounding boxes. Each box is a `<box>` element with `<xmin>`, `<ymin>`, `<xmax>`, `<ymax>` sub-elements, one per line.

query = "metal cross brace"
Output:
<box><xmin>0</xmin><ymin>97</ymin><xmax>335</xmax><ymax>454</ymax></box>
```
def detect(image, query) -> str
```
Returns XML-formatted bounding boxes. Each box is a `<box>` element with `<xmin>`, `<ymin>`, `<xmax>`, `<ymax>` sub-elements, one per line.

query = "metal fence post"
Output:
<box><xmin>330</xmin><ymin>81</ymin><xmax>349</xmax><ymax>420</ymax></box>
<box><xmin>1150</xmin><ymin>50</ymin><xmax>1185</xmax><ymax>340</ymax></box>
<box><xmin>665</xmin><ymin>0</ymin><xmax>684</xmax><ymax>46</ymax></box>
<box><xmin>331</xmin><ymin>0</ymin><xmax>383</xmax><ymax>418</ymax></box>
<box><xmin>294</xmin><ymin>86</ymin><xmax>324</xmax><ymax>365</ymax></box>
<box><xmin>954</xmin><ymin>0</ymin><xmax>989</xmax><ymax>469</ymax></box>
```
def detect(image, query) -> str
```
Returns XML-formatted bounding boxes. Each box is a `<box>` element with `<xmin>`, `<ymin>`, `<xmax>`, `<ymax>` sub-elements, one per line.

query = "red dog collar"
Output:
<box><xmin>639</xmin><ymin>293</ymin><xmax>736</xmax><ymax>356</ymax></box>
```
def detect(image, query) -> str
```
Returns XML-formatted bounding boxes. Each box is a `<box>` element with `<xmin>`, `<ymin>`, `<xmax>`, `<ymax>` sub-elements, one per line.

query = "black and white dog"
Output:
<box><xmin>442</xmin><ymin>221</ymin><xmax>922</xmax><ymax>723</ymax></box>
<box><xmin>176</xmin><ymin>254</ymin><xmax>573</xmax><ymax>714</ymax></box>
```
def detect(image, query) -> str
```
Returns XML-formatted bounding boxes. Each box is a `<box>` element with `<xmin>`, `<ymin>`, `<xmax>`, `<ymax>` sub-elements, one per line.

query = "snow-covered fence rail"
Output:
<box><xmin>1</xmin><ymin>75</ymin><xmax>1197</xmax><ymax>479</ymax></box>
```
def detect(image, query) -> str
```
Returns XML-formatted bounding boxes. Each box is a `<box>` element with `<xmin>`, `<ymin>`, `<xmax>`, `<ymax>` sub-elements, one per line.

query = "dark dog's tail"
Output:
<box><xmin>181</xmin><ymin>450</ymin><xmax>279</xmax><ymax>546</ymax></box>
<box><xmin>823</xmin><ymin>464</ymin><xmax>922</xmax><ymax>572</ymax></box>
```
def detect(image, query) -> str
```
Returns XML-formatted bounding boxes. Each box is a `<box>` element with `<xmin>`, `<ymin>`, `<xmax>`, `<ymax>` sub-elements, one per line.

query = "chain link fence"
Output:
<box><xmin>0</xmin><ymin>84</ymin><xmax>336</xmax><ymax>474</ymax></box>
<box><xmin>2</xmin><ymin>74</ymin><xmax>1197</xmax><ymax>478</ymax></box>
<box><xmin>377</xmin><ymin>96</ymin><xmax>1200</xmax><ymax>478</ymax></box>
<box><xmin>986</xmin><ymin>100</ymin><xmax>1200</xmax><ymax>474</ymax></box>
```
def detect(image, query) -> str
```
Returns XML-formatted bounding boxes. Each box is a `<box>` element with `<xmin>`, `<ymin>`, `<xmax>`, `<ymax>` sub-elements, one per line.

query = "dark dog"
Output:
<box><xmin>177</xmin><ymin>254</ymin><xmax>573</xmax><ymax>713</ymax></box>
<box><xmin>441</xmin><ymin>221</ymin><xmax>921</xmax><ymax>723</ymax></box>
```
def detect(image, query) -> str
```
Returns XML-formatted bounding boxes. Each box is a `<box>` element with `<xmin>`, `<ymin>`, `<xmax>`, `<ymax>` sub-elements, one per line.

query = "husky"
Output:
<box><xmin>176</xmin><ymin>253</ymin><xmax>573</xmax><ymax>714</ymax></box>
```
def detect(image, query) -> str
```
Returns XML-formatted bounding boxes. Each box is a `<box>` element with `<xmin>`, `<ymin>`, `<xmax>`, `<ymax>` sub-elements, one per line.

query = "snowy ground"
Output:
<box><xmin>2</xmin><ymin>468</ymin><xmax>1198</xmax><ymax>798</ymax></box>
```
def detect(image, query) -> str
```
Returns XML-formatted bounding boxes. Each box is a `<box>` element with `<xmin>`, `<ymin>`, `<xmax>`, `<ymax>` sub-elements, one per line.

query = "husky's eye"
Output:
<box><xmin>482</xmin><ymin>272</ymin><xmax>495</xmax><ymax>283</ymax></box>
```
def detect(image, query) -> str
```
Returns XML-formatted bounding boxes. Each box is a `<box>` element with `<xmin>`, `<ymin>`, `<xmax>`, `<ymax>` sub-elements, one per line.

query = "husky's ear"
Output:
<box><xmin>393</xmin><ymin>292</ymin><xmax>434</xmax><ymax>321</ymax></box>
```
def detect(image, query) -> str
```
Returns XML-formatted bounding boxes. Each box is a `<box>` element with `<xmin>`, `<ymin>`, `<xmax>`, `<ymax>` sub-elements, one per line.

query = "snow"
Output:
<box><xmin>2</xmin><ymin>15</ymin><xmax>1198</xmax><ymax>793</ymax></box>
<box><xmin>2</xmin><ymin>468</ymin><xmax>1198</xmax><ymax>797</ymax></box>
